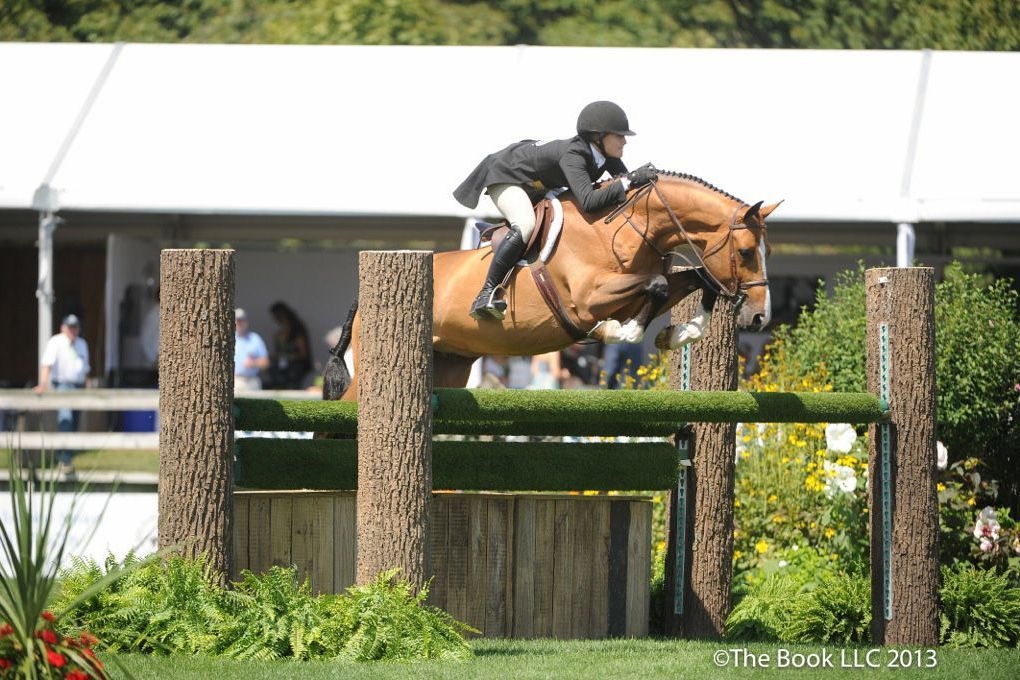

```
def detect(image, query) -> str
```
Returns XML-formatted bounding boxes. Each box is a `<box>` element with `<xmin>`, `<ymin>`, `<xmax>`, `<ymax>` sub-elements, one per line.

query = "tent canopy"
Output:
<box><xmin>2</xmin><ymin>42</ymin><xmax>1018</xmax><ymax>226</ymax></box>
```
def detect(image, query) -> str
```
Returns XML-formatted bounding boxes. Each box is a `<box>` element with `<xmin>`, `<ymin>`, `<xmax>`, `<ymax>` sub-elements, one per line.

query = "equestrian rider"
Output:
<box><xmin>454</xmin><ymin>100</ymin><xmax>657</xmax><ymax>320</ymax></box>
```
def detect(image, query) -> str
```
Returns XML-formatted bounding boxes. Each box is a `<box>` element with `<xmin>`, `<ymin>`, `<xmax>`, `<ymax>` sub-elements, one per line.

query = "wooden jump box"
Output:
<box><xmin>232</xmin><ymin>490</ymin><xmax>651</xmax><ymax>639</ymax></box>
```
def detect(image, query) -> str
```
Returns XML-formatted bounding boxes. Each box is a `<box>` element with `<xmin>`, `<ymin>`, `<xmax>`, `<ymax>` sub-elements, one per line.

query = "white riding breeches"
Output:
<box><xmin>487</xmin><ymin>183</ymin><xmax>537</xmax><ymax>241</ymax></box>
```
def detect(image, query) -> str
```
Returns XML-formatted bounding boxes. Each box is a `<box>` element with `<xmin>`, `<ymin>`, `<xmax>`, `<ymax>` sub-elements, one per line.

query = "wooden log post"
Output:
<box><xmin>664</xmin><ymin>289</ymin><xmax>739</xmax><ymax>639</ymax></box>
<box><xmin>157</xmin><ymin>249</ymin><xmax>235</xmax><ymax>584</ymax></box>
<box><xmin>866</xmin><ymin>267</ymin><xmax>939</xmax><ymax>645</ymax></box>
<box><xmin>356</xmin><ymin>251</ymin><xmax>434</xmax><ymax>591</ymax></box>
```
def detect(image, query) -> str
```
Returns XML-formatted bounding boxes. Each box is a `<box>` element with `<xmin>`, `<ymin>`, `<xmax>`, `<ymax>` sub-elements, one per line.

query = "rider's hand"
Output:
<box><xmin>626</xmin><ymin>163</ymin><xmax>657</xmax><ymax>188</ymax></box>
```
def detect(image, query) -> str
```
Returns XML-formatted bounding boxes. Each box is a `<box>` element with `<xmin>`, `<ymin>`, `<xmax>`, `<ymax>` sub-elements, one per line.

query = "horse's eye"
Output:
<box><xmin>738</xmin><ymin>247</ymin><xmax>756</xmax><ymax>261</ymax></box>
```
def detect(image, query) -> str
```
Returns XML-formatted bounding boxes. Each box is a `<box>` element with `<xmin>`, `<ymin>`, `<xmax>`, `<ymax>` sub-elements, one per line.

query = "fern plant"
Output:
<box><xmin>725</xmin><ymin>574</ymin><xmax>806</xmax><ymax>642</ymax></box>
<box><xmin>786</xmin><ymin>573</ymin><xmax>871</xmax><ymax>644</ymax></box>
<box><xmin>940</xmin><ymin>563</ymin><xmax>1020</xmax><ymax>647</ymax></box>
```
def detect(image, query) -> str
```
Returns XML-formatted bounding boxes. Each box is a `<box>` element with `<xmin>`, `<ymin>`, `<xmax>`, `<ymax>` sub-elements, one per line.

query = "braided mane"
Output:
<box><xmin>657</xmin><ymin>169</ymin><xmax>744</xmax><ymax>204</ymax></box>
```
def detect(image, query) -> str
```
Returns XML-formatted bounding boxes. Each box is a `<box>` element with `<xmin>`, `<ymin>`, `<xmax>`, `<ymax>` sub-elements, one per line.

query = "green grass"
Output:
<box><xmin>0</xmin><ymin>449</ymin><xmax>158</xmax><ymax>473</ymax></box>
<box><xmin>102</xmin><ymin>639</ymin><xmax>1019</xmax><ymax>679</ymax></box>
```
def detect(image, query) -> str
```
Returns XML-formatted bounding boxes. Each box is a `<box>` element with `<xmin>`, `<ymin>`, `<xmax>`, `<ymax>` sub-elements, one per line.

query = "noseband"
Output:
<box><xmin>607</xmin><ymin>180</ymin><xmax>769</xmax><ymax>302</ymax></box>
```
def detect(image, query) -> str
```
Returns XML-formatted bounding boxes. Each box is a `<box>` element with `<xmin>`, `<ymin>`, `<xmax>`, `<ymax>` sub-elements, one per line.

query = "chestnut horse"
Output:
<box><xmin>324</xmin><ymin>170</ymin><xmax>779</xmax><ymax>400</ymax></box>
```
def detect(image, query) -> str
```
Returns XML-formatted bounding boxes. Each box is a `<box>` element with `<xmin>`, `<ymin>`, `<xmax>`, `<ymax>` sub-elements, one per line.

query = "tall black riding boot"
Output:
<box><xmin>469</xmin><ymin>226</ymin><xmax>527</xmax><ymax>320</ymax></box>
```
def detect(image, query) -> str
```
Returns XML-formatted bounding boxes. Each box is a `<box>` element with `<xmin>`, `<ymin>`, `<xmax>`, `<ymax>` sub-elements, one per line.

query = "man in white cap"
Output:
<box><xmin>34</xmin><ymin>313</ymin><xmax>90</xmax><ymax>474</ymax></box>
<box><xmin>234</xmin><ymin>308</ymin><xmax>269</xmax><ymax>392</ymax></box>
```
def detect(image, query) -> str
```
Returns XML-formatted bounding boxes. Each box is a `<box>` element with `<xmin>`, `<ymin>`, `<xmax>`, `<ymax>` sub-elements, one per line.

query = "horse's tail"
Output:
<box><xmin>322</xmin><ymin>299</ymin><xmax>357</xmax><ymax>401</ymax></box>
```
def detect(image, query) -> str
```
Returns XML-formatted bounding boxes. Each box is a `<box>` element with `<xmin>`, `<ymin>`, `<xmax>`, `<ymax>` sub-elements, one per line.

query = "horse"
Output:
<box><xmin>323</xmin><ymin>170</ymin><xmax>780</xmax><ymax>401</ymax></box>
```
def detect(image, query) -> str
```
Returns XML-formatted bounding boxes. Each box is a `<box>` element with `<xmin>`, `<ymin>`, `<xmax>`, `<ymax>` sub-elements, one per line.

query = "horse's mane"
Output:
<box><xmin>655</xmin><ymin>169</ymin><xmax>744</xmax><ymax>204</ymax></box>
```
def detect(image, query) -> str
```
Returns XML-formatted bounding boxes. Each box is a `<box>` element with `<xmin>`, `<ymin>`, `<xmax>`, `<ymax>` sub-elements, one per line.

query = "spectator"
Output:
<box><xmin>234</xmin><ymin>308</ymin><xmax>270</xmax><ymax>392</ymax></box>
<box><xmin>528</xmin><ymin>351</ymin><xmax>561</xmax><ymax>389</ymax></box>
<box><xmin>267</xmin><ymin>301</ymin><xmax>313</xmax><ymax>389</ymax></box>
<box><xmin>602</xmin><ymin>341</ymin><xmax>647</xmax><ymax>390</ymax></box>
<box><xmin>34</xmin><ymin>313</ymin><xmax>90</xmax><ymax>474</ymax></box>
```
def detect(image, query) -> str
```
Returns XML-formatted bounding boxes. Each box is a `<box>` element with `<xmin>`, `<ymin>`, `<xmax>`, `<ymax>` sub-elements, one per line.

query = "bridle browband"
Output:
<box><xmin>604</xmin><ymin>179</ymin><xmax>769</xmax><ymax>302</ymax></box>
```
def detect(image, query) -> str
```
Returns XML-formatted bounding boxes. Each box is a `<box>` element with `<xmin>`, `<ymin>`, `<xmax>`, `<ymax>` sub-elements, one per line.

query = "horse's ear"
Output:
<box><xmin>758</xmin><ymin>200</ymin><xmax>784</xmax><ymax>221</ymax></box>
<box><xmin>744</xmin><ymin>201</ymin><xmax>764</xmax><ymax>223</ymax></box>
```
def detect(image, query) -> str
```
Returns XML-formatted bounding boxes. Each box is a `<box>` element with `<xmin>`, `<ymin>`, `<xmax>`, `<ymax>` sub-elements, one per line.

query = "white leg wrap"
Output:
<box><xmin>602</xmin><ymin>318</ymin><xmax>645</xmax><ymax>344</ymax></box>
<box><xmin>669</xmin><ymin>308</ymin><xmax>711</xmax><ymax>349</ymax></box>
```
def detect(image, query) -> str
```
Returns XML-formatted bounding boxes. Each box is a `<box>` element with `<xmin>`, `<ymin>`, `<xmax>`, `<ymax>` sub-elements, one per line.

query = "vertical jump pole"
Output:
<box><xmin>866</xmin><ymin>267</ymin><xmax>939</xmax><ymax>645</ymax></box>
<box><xmin>666</xmin><ymin>290</ymin><xmax>740</xmax><ymax>639</ymax></box>
<box><xmin>157</xmin><ymin>249</ymin><xmax>235</xmax><ymax>585</ymax></box>
<box><xmin>355</xmin><ymin>251</ymin><xmax>434</xmax><ymax>591</ymax></box>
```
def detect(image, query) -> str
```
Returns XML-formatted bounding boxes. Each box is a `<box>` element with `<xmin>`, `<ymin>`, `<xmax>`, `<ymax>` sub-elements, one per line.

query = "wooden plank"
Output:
<box><xmin>311</xmin><ymin>495</ymin><xmax>335</xmax><ymax>595</ymax></box>
<box><xmin>626</xmin><ymin>500</ymin><xmax>651</xmax><ymax>637</ymax></box>
<box><xmin>532</xmin><ymin>498</ymin><xmax>555</xmax><ymax>638</ymax></box>
<box><xmin>512</xmin><ymin>497</ymin><xmax>536</xmax><ymax>638</ymax></box>
<box><xmin>232</xmin><ymin>493</ymin><xmax>250</xmax><ymax>581</ymax></box>
<box><xmin>485</xmin><ymin>496</ymin><xmax>510</xmax><ymax>637</ymax></box>
<box><xmin>445</xmin><ymin>494</ymin><xmax>470</xmax><ymax>623</ymax></box>
<box><xmin>4</xmin><ymin>432</ymin><xmax>159</xmax><ymax>450</ymax></box>
<box><xmin>334</xmin><ymin>493</ymin><xmax>357</xmax><ymax>593</ymax></box>
<box><xmin>570</xmin><ymin>499</ymin><xmax>594</xmax><ymax>639</ymax></box>
<box><xmin>429</xmin><ymin>494</ymin><xmax>449</xmax><ymax>611</ymax></box>
<box><xmin>0</xmin><ymin>388</ymin><xmax>318</xmax><ymax>411</ymax></box>
<box><xmin>290</xmin><ymin>496</ymin><xmax>316</xmax><ymax>589</ymax></box>
<box><xmin>248</xmin><ymin>493</ymin><xmax>274</xmax><ymax>576</ymax></box>
<box><xmin>465</xmin><ymin>495</ymin><xmax>488</xmax><ymax>636</ymax></box>
<box><xmin>551</xmin><ymin>498</ymin><xmax>574</xmax><ymax>639</ymax></box>
<box><xmin>590</xmin><ymin>499</ymin><xmax>611</xmax><ymax>639</ymax></box>
<box><xmin>607</xmin><ymin>500</ymin><xmax>631</xmax><ymax>638</ymax></box>
<box><xmin>269</xmin><ymin>494</ymin><xmax>294</xmax><ymax>569</ymax></box>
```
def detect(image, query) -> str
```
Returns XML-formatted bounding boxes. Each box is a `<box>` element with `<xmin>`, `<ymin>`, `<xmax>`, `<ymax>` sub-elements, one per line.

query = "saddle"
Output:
<box><xmin>474</xmin><ymin>198</ymin><xmax>587</xmax><ymax>341</ymax></box>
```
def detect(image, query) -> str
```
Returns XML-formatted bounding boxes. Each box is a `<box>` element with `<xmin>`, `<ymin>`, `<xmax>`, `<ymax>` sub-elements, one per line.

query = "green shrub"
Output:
<box><xmin>786</xmin><ymin>573</ymin><xmax>871</xmax><ymax>644</ymax></box>
<box><xmin>54</xmin><ymin>557</ymin><xmax>473</xmax><ymax>661</ymax></box>
<box><xmin>725</xmin><ymin>574</ymin><xmax>806</xmax><ymax>642</ymax></box>
<box><xmin>767</xmin><ymin>262</ymin><xmax>1020</xmax><ymax>516</ymax></box>
<box><xmin>939</xmin><ymin>563</ymin><xmax>1020</xmax><ymax>648</ymax></box>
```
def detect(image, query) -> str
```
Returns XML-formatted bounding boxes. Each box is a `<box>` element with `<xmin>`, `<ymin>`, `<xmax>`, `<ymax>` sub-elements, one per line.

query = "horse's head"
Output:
<box><xmin>639</xmin><ymin>172</ymin><xmax>780</xmax><ymax>331</ymax></box>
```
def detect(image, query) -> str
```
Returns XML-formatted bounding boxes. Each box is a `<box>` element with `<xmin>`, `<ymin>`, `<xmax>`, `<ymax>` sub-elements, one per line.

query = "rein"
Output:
<box><xmin>605</xmin><ymin>179</ymin><xmax>769</xmax><ymax>301</ymax></box>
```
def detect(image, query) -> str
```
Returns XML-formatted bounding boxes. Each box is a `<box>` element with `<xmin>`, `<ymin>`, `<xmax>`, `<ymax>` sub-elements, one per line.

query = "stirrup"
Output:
<box><xmin>469</xmin><ymin>287</ymin><xmax>507</xmax><ymax>321</ymax></box>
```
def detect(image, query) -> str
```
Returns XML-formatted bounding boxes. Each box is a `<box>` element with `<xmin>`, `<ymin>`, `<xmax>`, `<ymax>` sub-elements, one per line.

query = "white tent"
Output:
<box><xmin>2</xmin><ymin>43</ymin><xmax>1019</xmax><ymax>365</ymax></box>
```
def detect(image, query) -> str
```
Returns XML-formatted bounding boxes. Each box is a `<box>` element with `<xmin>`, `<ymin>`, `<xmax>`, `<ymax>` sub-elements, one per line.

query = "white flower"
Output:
<box><xmin>778</xmin><ymin>560</ymin><xmax>789</xmax><ymax>568</ymax></box>
<box><xmin>825</xmin><ymin>423</ymin><xmax>857</xmax><ymax>454</ymax></box>
<box><xmin>973</xmin><ymin>506</ymin><xmax>1001</xmax><ymax>541</ymax></box>
<box><xmin>936</xmin><ymin>441</ymin><xmax>948</xmax><ymax>470</ymax></box>
<box><xmin>735</xmin><ymin>442</ymin><xmax>748</xmax><ymax>463</ymax></box>
<box><xmin>823</xmin><ymin>460</ymin><xmax>858</xmax><ymax>499</ymax></box>
<box><xmin>980</xmin><ymin>538</ymin><xmax>994</xmax><ymax>553</ymax></box>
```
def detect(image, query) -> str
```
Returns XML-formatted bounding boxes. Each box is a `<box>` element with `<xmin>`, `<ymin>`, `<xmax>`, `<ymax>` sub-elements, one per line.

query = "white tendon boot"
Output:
<box><xmin>601</xmin><ymin>318</ymin><xmax>644</xmax><ymax>344</ymax></box>
<box><xmin>668</xmin><ymin>307</ymin><xmax>712</xmax><ymax>349</ymax></box>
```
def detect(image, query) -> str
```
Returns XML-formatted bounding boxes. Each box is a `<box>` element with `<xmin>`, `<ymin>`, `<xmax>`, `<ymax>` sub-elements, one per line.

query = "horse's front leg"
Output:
<box><xmin>584</xmin><ymin>273</ymin><xmax>669</xmax><ymax>344</ymax></box>
<box><xmin>649</xmin><ymin>268</ymin><xmax>718</xmax><ymax>350</ymax></box>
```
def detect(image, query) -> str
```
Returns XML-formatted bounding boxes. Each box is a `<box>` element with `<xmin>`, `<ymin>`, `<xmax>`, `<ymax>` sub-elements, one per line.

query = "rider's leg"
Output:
<box><xmin>469</xmin><ymin>184</ymin><xmax>536</xmax><ymax>320</ymax></box>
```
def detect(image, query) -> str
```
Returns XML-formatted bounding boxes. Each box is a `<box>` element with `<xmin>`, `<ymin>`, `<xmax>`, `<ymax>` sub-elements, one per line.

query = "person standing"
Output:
<box><xmin>34</xmin><ymin>314</ymin><xmax>90</xmax><ymax>474</ymax></box>
<box><xmin>234</xmin><ymin>308</ymin><xmax>269</xmax><ymax>392</ymax></box>
<box><xmin>267</xmin><ymin>301</ymin><xmax>312</xmax><ymax>389</ymax></box>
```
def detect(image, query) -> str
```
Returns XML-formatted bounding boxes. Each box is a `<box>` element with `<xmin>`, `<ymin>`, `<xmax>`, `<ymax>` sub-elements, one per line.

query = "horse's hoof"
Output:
<box><xmin>669</xmin><ymin>323</ymin><xmax>705</xmax><ymax>349</ymax></box>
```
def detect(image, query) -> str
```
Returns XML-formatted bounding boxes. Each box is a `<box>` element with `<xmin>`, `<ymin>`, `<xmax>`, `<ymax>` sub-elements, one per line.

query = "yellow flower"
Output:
<box><xmin>734</xmin><ymin>550</ymin><xmax>743</xmax><ymax>560</ymax></box>
<box><xmin>755</xmin><ymin>539</ymin><xmax>769</xmax><ymax>554</ymax></box>
<box><xmin>936</xmin><ymin>483</ymin><xmax>946</xmax><ymax>493</ymax></box>
<box><xmin>967</xmin><ymin>497</ymin><xmax>976</xmax><ymax>506</ymax></box>
<box><xmin>824</xmin><ymin>527</ymin><xmax>836</xmax><ymax>539</ymax></box>
<box><xmin>734</xmin><ymin>499</ymin><xmax>742</xmax><ymax>508</ymax></box>
<box><xmin>767</xmin><ymin>493</ymin><xmax>778</xmax><ymax>503</ymax></box>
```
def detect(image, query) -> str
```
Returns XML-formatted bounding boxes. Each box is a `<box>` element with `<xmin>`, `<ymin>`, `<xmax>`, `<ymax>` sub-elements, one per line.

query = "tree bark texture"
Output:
<box><xmin>157</xmin><ymin>249</ymin><xmax>235</xmax><ymax>584</ymax></box>
<box><xmin>866</xmin><ymin>267</ymin><xmax>939</xmax><ymax>645</ymax></box>
<box><xmin>356</xmin><ymin>251</ymin><xmax>434</xmax><ymax>591</ymax></box>
<box><xmin>664</xmin><ymin>290</ymin><xmax>738</xmax><ymax>639</ymax></box>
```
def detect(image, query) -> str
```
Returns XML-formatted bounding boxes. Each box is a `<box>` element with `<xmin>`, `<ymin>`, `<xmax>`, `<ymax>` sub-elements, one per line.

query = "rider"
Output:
<box><xmin>453</xmin><ymin>100</ymin><xmax>657</xmax><ymax>320</ymax></box>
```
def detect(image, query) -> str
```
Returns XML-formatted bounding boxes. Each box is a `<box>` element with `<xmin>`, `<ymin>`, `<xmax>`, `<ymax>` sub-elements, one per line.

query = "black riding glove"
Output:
<box><xmin>626</xmin><ymin>163</ymin><xmax>657</xmax><ymax>188</ymax></box>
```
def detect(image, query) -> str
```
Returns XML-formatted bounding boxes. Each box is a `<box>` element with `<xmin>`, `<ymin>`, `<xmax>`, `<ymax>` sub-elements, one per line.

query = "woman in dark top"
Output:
<box><xmin>268</xmin><ymin>301</ymin><xmax>312</xmax><ymax>389</ymax></box>
<box><xmin>454</xmin><ymin>100</ymin><xmax>656</xmax><ymax>321</ymax></box>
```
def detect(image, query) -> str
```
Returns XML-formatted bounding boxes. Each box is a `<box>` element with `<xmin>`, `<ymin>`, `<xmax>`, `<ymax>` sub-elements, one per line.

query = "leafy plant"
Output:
<box><xmin>725</xmin><ymin>574</ymin><xmax>805</xmax><ymax>641</ymax></box>
<box><xmin>786</xmin><ymin>573</ymin><xmax>871</xmax><ymax>644</ymax></box>
<box><xmin>0</xmin><ymin>454</ymin><xmax>145</xmax><ymax>678</ymax></box>
<box><xmin>939</xmin><ymin>563</ymin><xmax>1020</xmax><ymax>648</ymax></box>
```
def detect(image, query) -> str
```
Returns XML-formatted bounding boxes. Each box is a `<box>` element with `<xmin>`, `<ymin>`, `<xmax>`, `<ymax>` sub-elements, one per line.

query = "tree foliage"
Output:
<box><xmin>2</xmin><ymin>0</ymin><xmax>1018</xmax><ymax>49</ymax></box>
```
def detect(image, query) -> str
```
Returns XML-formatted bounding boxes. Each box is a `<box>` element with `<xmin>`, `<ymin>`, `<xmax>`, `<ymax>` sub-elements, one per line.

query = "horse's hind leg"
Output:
<box><xmin>654</xmin><ymin>269</ymin><xmax>718</xmax><ymax>350</ymax></box>
<box><xmin>434</xmin><ymin>352</ymin><xmax>477</xmax><ymax>388</ymax></box>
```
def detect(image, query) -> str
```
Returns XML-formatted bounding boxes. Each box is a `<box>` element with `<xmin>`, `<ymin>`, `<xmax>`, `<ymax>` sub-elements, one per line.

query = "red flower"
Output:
<box><xmin>80</xmin><ymin>631</ymin><xmax>99</xmax><ymax>646</ymax></box>
<box><xmin>66</xmin><ymin>672</ymin><xmax>90</xmax><ymax>680</ymax></box>
<box><xmin>41</xmin><ymin>611</ymin><xmax>56</xmax><ymax>622</ymax></box>
<box><xmin>46</xmin><ymin>649</ymin><xmax>66</xmax><ymax>667</ymax></box>
<box><xmin>0</xmin><ymin>658</ymin><xmax>12</xmax><ymax>669</ymax></box>
<box><xmin>40</xmin><ymin>628</ymin><xmax>58</xmax><ymax>644</ymax></box>
<box><xmin>0</xmin><ymin>623</ymin><xmax>12</xmax><ymax>637</ymax></box>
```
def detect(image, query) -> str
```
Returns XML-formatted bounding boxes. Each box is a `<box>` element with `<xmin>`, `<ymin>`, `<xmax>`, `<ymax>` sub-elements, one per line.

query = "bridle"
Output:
<box><xmin>605</xmin><ymin>179</ymin><xmax>770</xmax><ymax>303</ymax></box>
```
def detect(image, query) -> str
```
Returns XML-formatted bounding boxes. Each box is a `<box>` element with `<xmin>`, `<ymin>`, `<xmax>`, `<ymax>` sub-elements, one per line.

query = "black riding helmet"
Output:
<box><xmin>576</xmin><ymin>100</ymin><xmax>635</xmax><ymax>138</ymax></box>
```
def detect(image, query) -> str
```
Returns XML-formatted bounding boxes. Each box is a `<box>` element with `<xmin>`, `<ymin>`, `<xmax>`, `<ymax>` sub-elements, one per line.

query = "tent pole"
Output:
<box><xmin>36</xmin><ymin>211</ymin><xmax>59</xmax><ymax>369</ymax></box>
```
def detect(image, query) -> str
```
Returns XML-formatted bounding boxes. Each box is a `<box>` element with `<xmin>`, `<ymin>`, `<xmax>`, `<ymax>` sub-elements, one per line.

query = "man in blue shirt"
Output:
<box><xmin>234</xmin><ymin>308</ymin><xmax>269</xmax><ymax>392</ymax></box>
